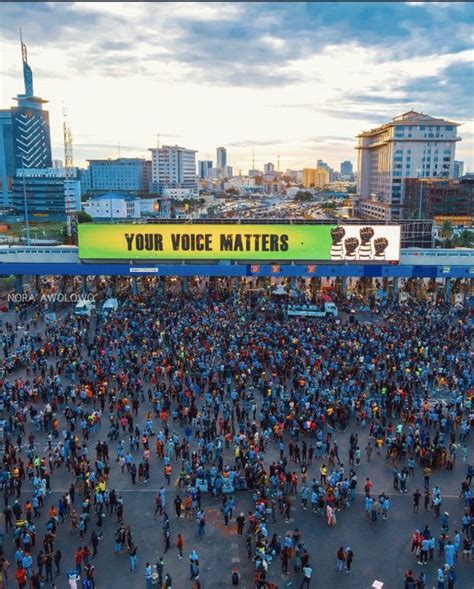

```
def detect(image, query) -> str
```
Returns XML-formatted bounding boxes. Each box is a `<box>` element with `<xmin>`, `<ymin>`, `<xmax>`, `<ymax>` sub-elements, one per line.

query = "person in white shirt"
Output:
<box><xmin>300</xmin><ymin>564</ymin><xmax>313</xmax><ymax>588</ymax></box>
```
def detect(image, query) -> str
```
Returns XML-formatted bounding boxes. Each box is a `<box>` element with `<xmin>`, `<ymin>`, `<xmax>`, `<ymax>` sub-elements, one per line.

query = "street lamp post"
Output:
<box><xmin>418</xmin><ymin>180</ymin><xmax>424</xmax><ymax>220</ymax></box>
<box><xmin>416</xmin><ymin>168</ymin><xmax>424</xmax><ymax>220</ymax></box>
<box><xmin>19</xmin><ymin>156</ymin><xmax>31</xmax><ymax>245</ymax></box>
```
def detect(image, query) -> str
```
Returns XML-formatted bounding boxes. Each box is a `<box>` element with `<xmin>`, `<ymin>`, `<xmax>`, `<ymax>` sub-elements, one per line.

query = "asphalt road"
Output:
<box><xmin>0</xmin><ymin>303</ymin><xmax>472</xmax><ymax>589</ymax></box>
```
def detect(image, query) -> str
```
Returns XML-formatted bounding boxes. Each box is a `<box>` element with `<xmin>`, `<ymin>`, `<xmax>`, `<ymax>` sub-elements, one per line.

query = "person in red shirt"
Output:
<box><xmin>74</xmin><ymin>547</ymin><xmax>83</xmax><ymax>574</ymax></box>
<box><xmin>15</xmin><ymin>566</ymin><xmax>27</xmax><ymax>588</ymax></box>
<box><xmin>177</xmin><ymin>533</ymin><xmax>184</xmax><ymax>559</ymax></box>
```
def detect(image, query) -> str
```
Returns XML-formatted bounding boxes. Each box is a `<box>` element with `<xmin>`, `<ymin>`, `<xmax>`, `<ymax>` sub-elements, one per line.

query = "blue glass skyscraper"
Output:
<box><xmin>11</xmin><ymin>33</ymin><xmax>52</xmax><ymax>170</ymax></box>
<box><xmin>0</xmin><ymin>34</ymin><xmax>52</xmax><ymax>207</ymax></box>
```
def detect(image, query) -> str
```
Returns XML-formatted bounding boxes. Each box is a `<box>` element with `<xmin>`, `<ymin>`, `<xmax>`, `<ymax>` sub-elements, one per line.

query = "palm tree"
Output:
<box><xmin>439</xmin><ymin>221</ymin><xmax>454</xmax><ymax>246</ymax></box>
<box><xmin>454</xmin><ymin>229</ymin><xmax>474</xmax><ymax>248</ymax></box>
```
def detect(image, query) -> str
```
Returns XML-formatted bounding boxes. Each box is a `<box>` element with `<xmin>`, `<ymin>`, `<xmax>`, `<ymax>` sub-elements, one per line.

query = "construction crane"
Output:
<box><xmin>63</xmin><ymin>107</ymin><xmax>78</xmax><ymax>242</ymax></box>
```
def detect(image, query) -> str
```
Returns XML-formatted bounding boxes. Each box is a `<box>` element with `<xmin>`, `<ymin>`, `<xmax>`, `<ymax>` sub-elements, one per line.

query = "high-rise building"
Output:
<box><xmin>11</xmin><ymin>35</ymin><xmax>52</xmax><ymax>170</ymax></box>
<box><xmin>303</xmin><ymin>167</ymin><xmax>330</xmax><ymax>189</ymax></box>
<box><xmin>86</xmin><ymin>158</ymin><xmax>151</xmax><ymax>193</ymax></box>
<box><xmin>303</xmin><ymin>168</ymin><xmax>315</xmax><ymax>188</ymax></box>
<box><xmin>248</xmin><ymin>169</ymin><xmax>261</xmax><ymax>178</ymax></box>
<box><xmin>221</xmin><ymin>165</ymin><xmax>233</xmax><ymax>179</ymax></box>
<box><xmin>1</xmin><ymin>36</ymin><xmax>52</xmax><ymax>208</ymax></box>
<box><xmin>149</xmin><ymin>145</ymin><xmax>198</xmax><ymax>199</ymax></box>
<box><xmin>316</xmin><ymin>160</ymin><xmax>336</xmax><ymax>181</ymax></box>
<box><xmin>340</xmin><ymin>160</ymin><xmax>353</xmax><ymax>177</ymax></box>
<box><xmin>216</xmin><ymin>147</ymin><xmax>227</xmax><ymax>169</ymax></box>
<box><xmin>11</xmin><ymin>167</ymin><xmax>81</xmax><ymax>217</ymax></box>
<box><xmin>453</xmin><ymin>160</ymin><xmax>464</xmax><ymax>179</ymax></box>
<box><xmin>0</xmin><ymin>111</ymin><xmax>15</xmax><ymax>208</ymax></box>
<box><xmin>356</xmin><ymin>110</ymin><xmax>461</xmax><ymax>220</ymax></box>
<box><xmin>404</xmin><ymin>177</ymin><xmax>473</xmax><ymax>220</ymax></box>
<box><xmin>198</xmin><ymin>160</ymin><xmax>213</xmax><ymax>180</ymax></box>
<box><xmin>52</xmin><ymin>159</ymin><xmax>63</xmax><ymax>169</ymax></box>
<box><xmin>314</xmin><ymin>168</ymin><xmax>330</xmax><ymax>188</ymax></box>
<box><xmin>264</xmin><ymin>162</ymin><xmax>275</xmax><ymax>174</ymax></box>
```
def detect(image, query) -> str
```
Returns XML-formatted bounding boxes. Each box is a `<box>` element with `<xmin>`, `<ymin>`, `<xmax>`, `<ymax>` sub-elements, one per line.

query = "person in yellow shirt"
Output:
<box><xmin>320</xmin><ymin>464</ymin><xmax>327</xmax><ymax>485</ymax></box>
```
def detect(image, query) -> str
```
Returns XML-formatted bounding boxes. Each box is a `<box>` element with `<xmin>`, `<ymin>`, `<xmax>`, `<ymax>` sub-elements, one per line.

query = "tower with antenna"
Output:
<box><xmin>11</xmin><ymin>30</ymin><xmax>52</xmax><ymax>170</ymax></box>
<box><xmin>63</xmin><ymin>107</ymin><xmax>78</xmax><ymax>241</ymax></box>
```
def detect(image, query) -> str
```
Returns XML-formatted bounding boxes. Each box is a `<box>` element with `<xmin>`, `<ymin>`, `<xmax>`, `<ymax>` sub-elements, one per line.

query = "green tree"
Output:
<box><xmin>77</xmin><ymin>211</ymin><xmax>94</xmax><ymax>224</ymax></box>
<box><xmin>439</xmin><ymin>221</ymin><xmax>454</xmax><ymax>246</ymax></box>
<box><xmin>320</xmin><ymin>201</ymin><xmax>337</xmax><ymax>210</ymax></box>
<box><xmin>294</xmin><ymin>191</ymin><xmax>313</xmax><ymax>202</ymax></box>
<box><xmin>454</xmin><ymin>229</ymin><xmax>474</xmax><ymax>248</ymax></box>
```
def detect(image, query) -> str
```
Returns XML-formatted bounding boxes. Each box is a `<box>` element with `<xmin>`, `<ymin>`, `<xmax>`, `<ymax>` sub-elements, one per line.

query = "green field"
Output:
<box><xmin>3</xmin><ymin>221</ymin><xmax>66</xmax><ymax>242</ymax></box>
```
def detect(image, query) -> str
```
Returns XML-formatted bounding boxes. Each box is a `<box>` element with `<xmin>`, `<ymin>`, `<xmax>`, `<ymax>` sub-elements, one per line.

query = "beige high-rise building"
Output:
<box><xmin>355</xmin><ymin>111</ymin><xmax>461</xmax><ymax>220</ymax></box>
<box><xmin>303</xmin><ymin>167</ymin><xmax>329</xmax><ymax>188</ymax></box>
<box><xmin>314</xmin><ymin>167</ymin><xmax>330</xmax><ymax>188</ymax></box>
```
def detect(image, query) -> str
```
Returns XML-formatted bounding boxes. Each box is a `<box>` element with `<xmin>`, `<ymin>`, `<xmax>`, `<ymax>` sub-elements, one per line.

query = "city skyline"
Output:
<box><xmin>1</xmin><ymin>2</ymin><xmax>473</xmax><ymax>172</ymax></box>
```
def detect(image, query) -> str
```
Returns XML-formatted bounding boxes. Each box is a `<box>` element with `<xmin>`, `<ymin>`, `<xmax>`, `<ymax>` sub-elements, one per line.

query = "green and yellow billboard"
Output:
<box><xmin>78</xmin><ymin>223</ymin><xmax>400</xmax><ymax>262</ymax></box>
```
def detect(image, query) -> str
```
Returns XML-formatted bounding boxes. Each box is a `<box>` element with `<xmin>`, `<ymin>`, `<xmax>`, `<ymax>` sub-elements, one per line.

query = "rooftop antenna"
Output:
<box><xmin>252</xmin><ymin>147</ymin><xmax>255</xmax><ymax>170</ymax></box>
<box><xmin>156</xmin><ymin>133</ymin><xmax>161</xmax><ymax>149</ymax></box>
<box><xmin>63</xmin><ymin>105</ymin><xmax>77</xmax><ymax>242</ymax></box>
<box><xmin>20</xmin><ymin>28</ymin><xmax>26</xmax><ymax>59</ymax></box>
<box><xmin>277</xmin><ymin>154</ymin><xmax>280</xmax><ymax>171</ymax></box>
<box><xmin>19</xmin><ymin>28</ymin><xmax>34</xmax><ymax>97</ymax></box>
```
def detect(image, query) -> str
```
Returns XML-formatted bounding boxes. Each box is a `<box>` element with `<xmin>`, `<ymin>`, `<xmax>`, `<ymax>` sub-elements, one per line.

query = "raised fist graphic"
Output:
<box><xmin>331</xmin><ymin>227</ymin><xmax>345</xmax><ymax>245</ymax></box>
<box><xmin>359</xmin><ymin>226</ymin><xmax>374</xmax><ymax>245</ymax></box>
<box><xmin>374</xmin><ymin>237</ymin><xmax>389</xmax><ymax>258</ymax></box>
<box><xmin>344</xmin><ymin>237</ymin><xmax>359</xmax><ymax>257</ymax></box>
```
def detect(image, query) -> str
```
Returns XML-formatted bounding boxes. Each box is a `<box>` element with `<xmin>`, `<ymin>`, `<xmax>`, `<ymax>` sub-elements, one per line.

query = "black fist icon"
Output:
<box><xmin>331</xmin><ymin>227</ymin><xmax>345</xmax><ymax>245</ymax></box>
<box><xmin>359</xmin><ymin>226</ymin><xmax>374</xmax><ymax>245</ymax></box>
<box><xmin>374</xmin><ymin>237</ymin><xmax>389</xmax><ymax>256</ymax></box>
<box><xmin>344</xmin><ymin>237</ymin><xmax>359</xmax><ymax>256</ymax></box>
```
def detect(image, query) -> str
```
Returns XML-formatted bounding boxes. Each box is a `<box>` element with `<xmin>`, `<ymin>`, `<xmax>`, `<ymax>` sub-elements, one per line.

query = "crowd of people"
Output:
<box><xmin>0</xmin><ymin>285</ymin><xmax>472</xmax><ymax>588</ymax></box>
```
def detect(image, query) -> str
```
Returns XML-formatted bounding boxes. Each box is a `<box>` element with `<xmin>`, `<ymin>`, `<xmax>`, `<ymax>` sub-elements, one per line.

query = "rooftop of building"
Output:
<box><xmin>86</xmin><ymin>158</ymin><xmax>149</xmax><ymax>164</ymax></box>
<box><xmin>358</xmin><ymin>110</ymin><xmax>460</xmax><ymax>137</ymax></box>
<box><xmin>148</xmin><ymin>145</ymin><xmax>198</xmax><ymax>153</ymax></box>
<box><xmin>86</xmin><ymin>192</ymin><xmax>140</xmax><ymax>202</ymax></box>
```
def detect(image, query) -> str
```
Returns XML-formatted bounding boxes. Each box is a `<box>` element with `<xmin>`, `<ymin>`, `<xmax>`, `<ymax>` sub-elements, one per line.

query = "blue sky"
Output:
<box><xmin>1</xmin><ymin>2</ymin><xmax>473</xmax><ymax>171</ymax></box>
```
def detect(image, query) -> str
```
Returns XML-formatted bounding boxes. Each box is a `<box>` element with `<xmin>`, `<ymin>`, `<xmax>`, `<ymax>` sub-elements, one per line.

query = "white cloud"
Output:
<box><xmin>0</xmin><ymin>2</ymin><xmax>471</xmax><ymax>172</ymax></box>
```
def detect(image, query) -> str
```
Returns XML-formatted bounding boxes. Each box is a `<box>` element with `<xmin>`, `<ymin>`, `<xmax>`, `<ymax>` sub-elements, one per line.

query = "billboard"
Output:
<box><xmin>78</xmin><ymin>223</ymin><xmax>401</xmax><ymax>262</ymax></box>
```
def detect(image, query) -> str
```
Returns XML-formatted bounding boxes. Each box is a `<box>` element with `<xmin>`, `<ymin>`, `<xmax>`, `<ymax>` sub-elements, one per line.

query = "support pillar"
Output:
<box><xmin>182</xmin><ymin>276</ymin><xmax>189</xmax><ymax>293</ymax></box>
<box><xmin>81</xmin><ymin>276</ymin><xmax>88</xmax><ymax>295</ymax></box>
<box><xmin>341</xmin><ymin>276</ymin><xmax>348</xmax><ymax>297</ymax></box>
<box><xmin>131</xmin><ymin>276</ymin><xmax>138</xmax><ymax>296</ymax></box>
<box><xmin>444</xmin><ymin>278</ymin><xmax>452</xmax><ymax>302</ymax></box>
<box><xmin>15</xmin><ymin>274</ymin><xmax>24</xmax><ymax>294</ymax></box>
<box><xmin>159</xmin><ymin>277</ymin><xmax>165</xmax><ymax>296</ymax></box>
<box><xmin>393</xmin><ymin>277</ymin><xmax>400</xmax><ymax>299</ymax></box>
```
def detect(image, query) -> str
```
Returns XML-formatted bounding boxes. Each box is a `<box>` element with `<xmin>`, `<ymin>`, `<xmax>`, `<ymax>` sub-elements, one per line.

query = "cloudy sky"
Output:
<box><xmin>1</xmin><ymin>2</ymin><xmax>473</xmax><ymax>172</ymax></box>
